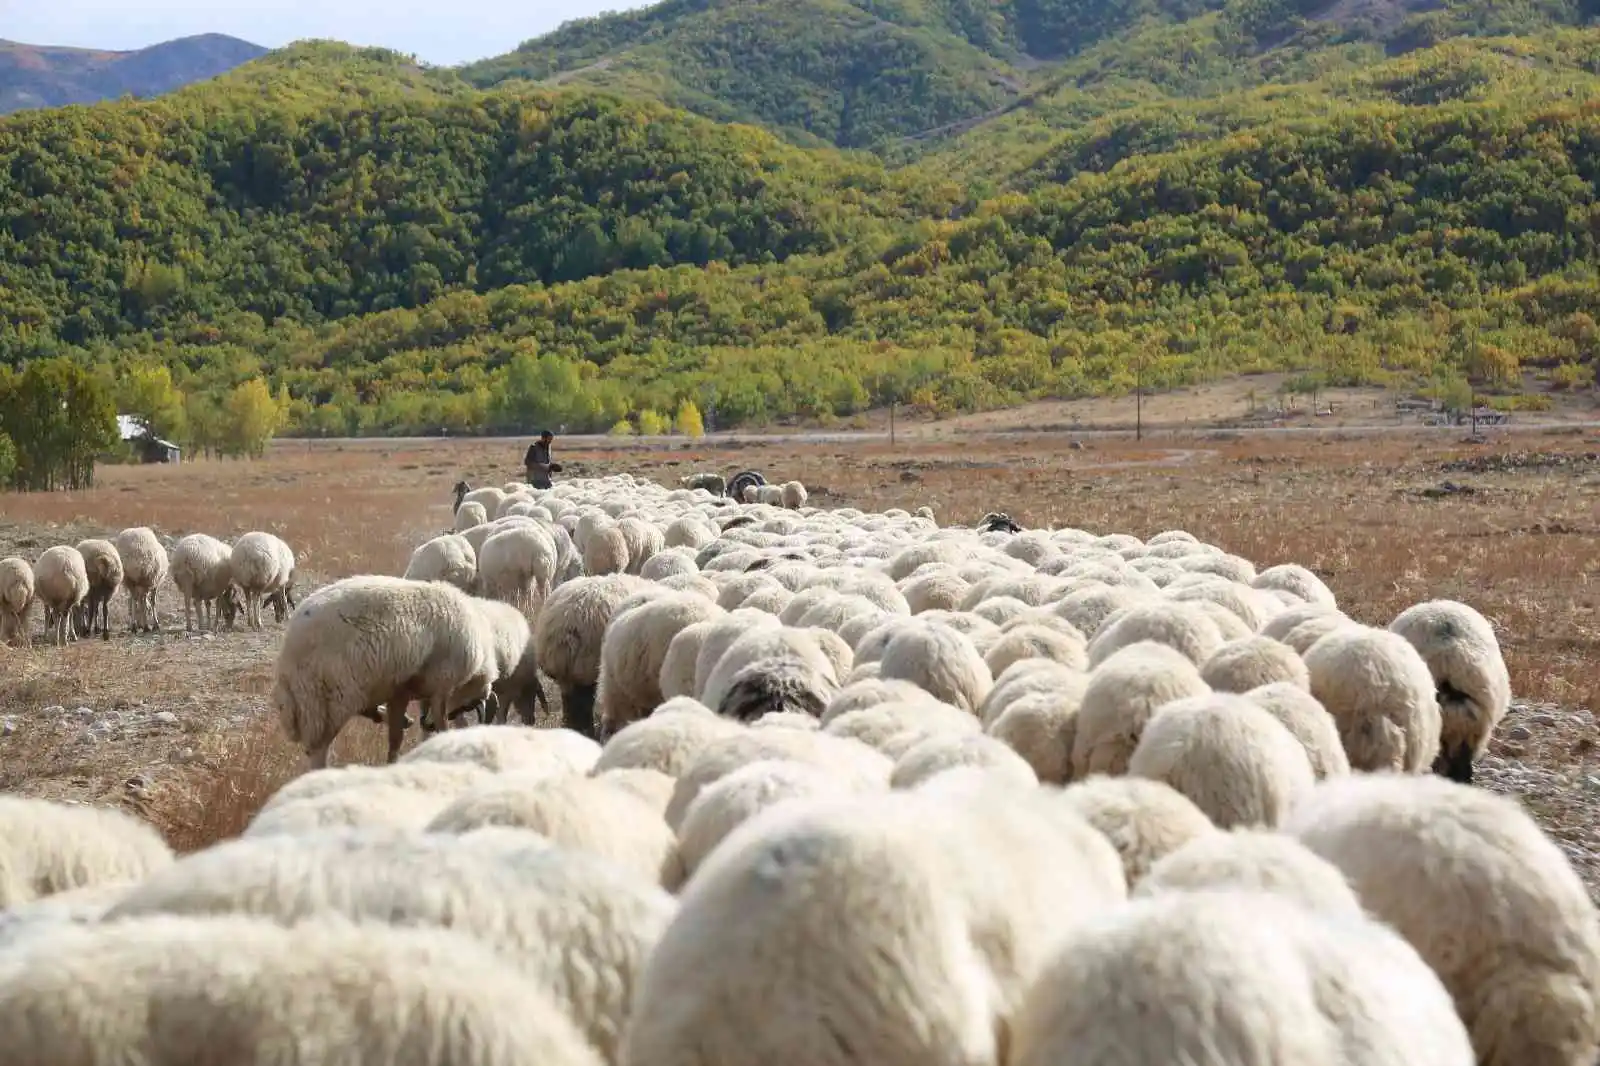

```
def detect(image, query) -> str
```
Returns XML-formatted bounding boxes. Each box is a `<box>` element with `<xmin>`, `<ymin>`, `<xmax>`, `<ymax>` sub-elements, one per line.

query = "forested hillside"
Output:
<box><xmin>4</xmin><ymin>10</ymin><xmax>1600</xmax><ymax>444</ymax></box>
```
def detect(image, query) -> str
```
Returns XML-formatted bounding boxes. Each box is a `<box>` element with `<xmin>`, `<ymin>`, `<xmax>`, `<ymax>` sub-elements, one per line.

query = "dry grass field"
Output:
<box><xmin>1</xmin><ymin>422</ymin><xmax>1598</xmax><ymax>886</ymax></box>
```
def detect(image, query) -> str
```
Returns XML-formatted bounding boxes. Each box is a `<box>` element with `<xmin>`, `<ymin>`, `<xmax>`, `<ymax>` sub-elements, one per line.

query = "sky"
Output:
<box><xmin>1</xmin><ymin>0</ymin><xmax>655</xmax><ymax>66</ymax></box>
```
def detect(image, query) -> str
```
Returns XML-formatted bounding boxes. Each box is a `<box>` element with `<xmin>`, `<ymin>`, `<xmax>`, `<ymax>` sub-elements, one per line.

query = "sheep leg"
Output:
<box><xmin>518</xmin><ymin>676</ymin><xmax>551</xmax><ymax>727</ymax></box>
<box><xmin>306</xmin><ymin>742</ymin><xmax>331</xmax><ymax>771</ymax></box>
<box><xmin>385</xmin><ymin>704</ymin><xmax>407</xmax><ymax>764</ymax></box>
<box><xmin>560</xmin><ymin>682</ymin><xmax>598</xmax><ymax>739</ymax></box>
<box><xmin>99</xmin><ymin>597</ymin><xmax>110</xmax><ymax>640</ymax></box>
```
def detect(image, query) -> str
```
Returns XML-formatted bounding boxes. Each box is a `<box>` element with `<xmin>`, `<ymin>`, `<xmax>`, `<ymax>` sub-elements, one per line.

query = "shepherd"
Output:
<box><xmin>524</xmin><ymin>429</ymin><xmax>557</xmax><ymax>489</ymax></box>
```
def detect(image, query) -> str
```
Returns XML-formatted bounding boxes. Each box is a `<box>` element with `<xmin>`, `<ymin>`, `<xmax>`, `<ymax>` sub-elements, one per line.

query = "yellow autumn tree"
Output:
<box><xmin>674</xmin><ymin>399</ymin><xmax>705</xmax><ymax>437</ymax></box>
<box><xmin>224</xmin><ymin>377</ymin><xmax>288</xmax><ymax>459</ymax></box>
<box><xmin>637</xmin><ymin>408</ymin><xmax>669</xmax><ymax>435</ymax></box>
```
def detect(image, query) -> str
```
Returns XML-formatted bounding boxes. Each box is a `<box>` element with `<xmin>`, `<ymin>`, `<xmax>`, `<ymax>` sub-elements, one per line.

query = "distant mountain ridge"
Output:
<box><xmin>0</xmin><ymin>33</ymin><xmax>266</xmax><ymax>114</ymax></box>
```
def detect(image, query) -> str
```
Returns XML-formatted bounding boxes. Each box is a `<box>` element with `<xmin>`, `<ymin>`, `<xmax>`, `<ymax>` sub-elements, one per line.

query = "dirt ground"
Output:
<box><xmin>1</xmin><ymin>422</ymin><xmax>1597</xmax><ymax>886</ymax></box>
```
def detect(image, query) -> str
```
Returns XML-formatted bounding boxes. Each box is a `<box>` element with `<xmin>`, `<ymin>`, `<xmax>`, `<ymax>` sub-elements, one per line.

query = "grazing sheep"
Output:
<box><xmin>0</xmin><ymin>796</ymin><xmax>173</xmax><ymax>907</ymax></box>
<box><xmin>593</xmin><ymin>767</ymin><xmax>677</xmax><ymax>815</ymax></box>
<box><xmin>889</xmin><ymin>732</ymin><xmax>1039</xmax><ymax>790</ymax></box>
<box><xmin>475</xmin><ymin>598</ymin><xmax>551</xmax><ymax>726</ymax></box>
<box><xmin>1200</xmin><ymin>634</ymin><xmax>1310</xmax><ymax>693</ymax></box>
<box><xmin>534</xmin><ymin>574</ymin><xmax>654</xmax><ymax>738</ymax></box>
<box><xmin>1252</xmin><ymin>562</ymin><xmax>1338</xmax><ymax>608</ymax></box>
<box><xmin>1057</xmin><ymin>775</ymin><xmax>1216</xmax><ymax>886</ymax></box>
<box><xmin>699</xmin><ymin>625</ymin><xmax>839</xmax><ymax>716</ymax></box>
<box><xmin>0</xmin><ymin>881</ymin><xmax>136</xmax><ymax>951</ymax></box>
<box><xmin>0</xmin><ymin>556</ymin><xmax>33</xmax><ymax>647</ymax></box>
<box><xmin>1302</xmin><ymin>624</ymin><xmax>1441</xmax><ymax>774</ymax></box>
<box><xmin>1389</xmin><ymin>599</ymin><xmax>1512</xmax><ymax>784</ymax></box>
<box><xmin>242</xmin><ymin>782</ymin><xmax>451</xmax><ymax>837</ymax></box>
<box><xmin>1241</xmin><ymin>681</ymin><xmax>1350</xmax><ymax>779</ymax></box>
<box><xmin>1287</xmin><ymin>774</ymin><xmax>1600</xmax><ymax>1066</ymax></box>
<box><xmin>596</xmin><ymin>592</ymin><xmax>724</xmax><ymax>738</ymax></box>
<box><xmin>1282</xmin><ymin>611</ymin><xmax>1356</xmax><ymax>653</ymax></box>
<box><xmin>228</xmin><ymin>531</ymin><xmax>292</xmax><ymax>630</ymax></box>
<box><xmin>780</xmin><ymin>480</ymin><xmax>808</xmax><ymax>509</ymax></box>
<box><xmin>823</xmin><ymin>698</ymin><xmax>982</xmax><ymax>760</ymax></box>
<box><xmin>72</xmin><ymin>538</ymin><xmax>123</xmax><ymax>640</ymax></box>
<box><xmin>256</xmin><ymin>761</ymin><xmax>494</xmax><ymax>814</ymax></box>
<box><xmin>1259</xmin><ymin>601</ymin><xmax>1344</xmax><ymax>641</ymax></box>
<box><xmin>402</xmin><ymin>532</ymin><xmax>477</xmax><ymax>592</ymax></box>
<box><xmin>1010</xmin><ymin>891</ymin><xmax>1474</xmax><ymax>1066</ymax></box>
<box><xmin>664</xmin><ymin>729</ymin><xmax>894</xmax><ymax>830</ymax></box>
<box><xmin>272</xmin><ymin>575</ymin><xmax>499</xmax><ymax>768</ymax></box>
<box><xmin>822</xmin><ymin>677</ymin><xmax>944</xmax><ymax>723</ymax></box>
<box><xmin>987</xmin><ymin>689</ymin><xmax>1085</xmax><ymax>786</ymax></box>
<box><xmin>33</xmin><ymin>544</ymin><xmax>89</xmax><ymax>647</ymax></box>
<box><xmin>401</xmin><ymin>725</ymin><xmax>600</xmax><ymax>775</ymax></box>
<box><xmin>112</xmin><ymin>527</ymin><xmax>168</xmax><ymax>633</ymax></box>
<box><xmin>1071</xmin><ymin>641</ymin><xmax>1209</xmax><ymax>778</ymax></box>
<box><xmin>979</xmin><ymin>659</ymin><xmax>1087</xmax><ymax>727</ymax></box>
<box><xmin>583</xmin><ymin>521</ymin><xmax>631</xmax><ymax>575</ymax></box>
<box><xmin>592</xmin><ymin>705</ymin><xmax>744</xmax><ymax>777</ymax></box>
<box><xmin>1135</xmin><ymin>828</ymin><xmax>1364</xmax><ymax>917</ymax></box>
<box><xmin>716</xmin><ymin>654</ymin><xmax>840</xmax><ymax>723</ymax></box>
<box><xmin>170</xmin><ymin>533</ymin><xmax>237</xmax><ymax>633</ymax></box>
<box><xmin>1087</xmin><ymin>599</ymin><xmax>1226</xmax><ymax>667</ymax></box>
<box><xmin>429</xmin><ymin>773</ymin><xmax>686</xmax><ymax>889</ymax></box>
<box><xmin>676</xmin><ymin>760</ymin><xmax>857</xmax><ymax>878</ymax></box>
<box><xmin>1052</xmin><ymin>584</ymin><xmax>1150</xmax><ymax>639</ymax></box>
<box><xmin>623</xmin><ymin>788</ymin><xmax>1125</xmax><ymax>1066</ymax></box>
<box><xmin>877</xmin><ymin>622</ymin><xmax>993</xmax><ymax>714</ymax></box>
<box><xmin>1128</xmin><ymin>693</ymin><xmax>1316</xmax><ymax>829</ymax></box>
<box><xmin>983</xmin><ymin>623</ymin><xmax>1088</xmax><ymax>677</ymax></box>
<box><xmin>478</xmin><ymin>524</ymin><xmax>560</xmax><ymax>617</ymax></box>
<box><xmin>453</xmin><ymin>500</ymin><xmax>489</xmax><ymax>531</ymax></box>
<box><xmin>0</xmin><ymin>913</ymin><xmax>608</xmax><ymax>1066</ymax></box>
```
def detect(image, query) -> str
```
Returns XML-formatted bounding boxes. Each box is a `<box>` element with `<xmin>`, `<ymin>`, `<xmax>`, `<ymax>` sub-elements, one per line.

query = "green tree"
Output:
<box><xmin>0</xmin><ymin>358</ymin><xmax>117</xmax><ymax>490</ymax></box>
<box><xmin>608</xmin><ymin>418</ymin><xmax>636</xmax><ymax>436</ymax></box>
<box><xmin>674</xmin><ymin>399</ymin><xmax>705</xmax><ymax>437</ymax></box>
<box><xmin>223</xmin><ymin>378</ymin><xmax>287</xmax><ymax>458</ymax></box>
<box><xmin>1437</xmin><ymin>374</ymin><xmax>1474</xmax><ymax>416</ymax></box>
<box><xmin>121</xmin><ymin>363</ymin><xmax>189</xmax><ymax>442</ymax></box>
<box><xmin>637</xmin><ymin>408</ymin><xmax>669</xmax><ymax>435</ymax></box>
<box><xmin>0</xmin><ymin>432</ymin><xmax>15</xmax><ymax>489</ymax></box>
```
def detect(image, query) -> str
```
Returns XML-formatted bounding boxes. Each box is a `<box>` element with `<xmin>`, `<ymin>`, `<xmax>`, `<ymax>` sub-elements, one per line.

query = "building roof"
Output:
<box><xmin>117</xmin><ymin>415</ymin><xmax>180</xmax><ymax>452</ymax></box>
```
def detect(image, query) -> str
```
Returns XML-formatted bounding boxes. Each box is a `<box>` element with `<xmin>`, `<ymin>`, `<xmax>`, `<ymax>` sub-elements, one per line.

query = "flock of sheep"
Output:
<box><xmin>1</xmin><ymin>471</ymin><xmax>1596</xmax><ymax>1066</ymax></box>
<box><xmin>0</xmin><ymin>529</ymin><xmax>297</xmax><ymax>647</ymax></box>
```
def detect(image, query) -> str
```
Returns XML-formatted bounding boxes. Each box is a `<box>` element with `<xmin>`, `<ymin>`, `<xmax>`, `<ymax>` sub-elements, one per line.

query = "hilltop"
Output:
<box><xmin>0</xmin><ymin>33</ymin><xmax>266</xmax><ymax>114</ymax></box>
<box><xmin>461</xmin><ymin>0</ymin><xmax>1599</xmax><ymax>150</ymax></box>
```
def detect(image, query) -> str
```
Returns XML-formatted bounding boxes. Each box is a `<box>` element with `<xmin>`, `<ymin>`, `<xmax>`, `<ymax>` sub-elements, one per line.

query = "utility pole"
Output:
<box><xmin>1135</xmin><ymin>356</ymin><xmax>1143</xmax><ymax>442</ymax></box>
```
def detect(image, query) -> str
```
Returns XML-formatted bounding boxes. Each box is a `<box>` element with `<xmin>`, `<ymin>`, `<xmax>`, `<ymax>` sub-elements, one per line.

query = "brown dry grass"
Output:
<box><xmin>1</xmin><ymin>425</ymin><xmax>1597</xmax><ymax>872</ymax></box>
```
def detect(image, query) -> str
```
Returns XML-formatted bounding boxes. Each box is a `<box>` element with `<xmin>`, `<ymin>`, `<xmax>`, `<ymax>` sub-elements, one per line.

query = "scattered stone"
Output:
<box><xmin>153</xmin><ymin>711</ymin><xmax>179</xmax><ymax>727</ymax></box>
<box><xmin>0</xmin><ymin>716</ymin><xmax>16</xmax><ymax>737</ymax></box>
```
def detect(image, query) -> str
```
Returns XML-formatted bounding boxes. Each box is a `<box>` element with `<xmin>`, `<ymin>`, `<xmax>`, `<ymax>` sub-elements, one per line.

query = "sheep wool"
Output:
<box><xmin>1056</xmin><ymin>775</ymin><xmax>1215</xmax><ymax>887</ymax></box>
<box><xmin>1087</xmin><ymin>600</ymin><xmax>1226</xmax><ymax>668</ymax></box>
<box><xmin>622</xmin><ymin>788</ymin><xmax>1125</xmax><ymax>1066</ymax></box>
<box><xmin>1200</xmin><ymin>635</ymin><xmax>1310</xmax><ymax>693</ymax></box>
<box><xmin>1127</xmin><ymin>693</ymin><xmax>1316</xmax><ymax>830</ymax></box>
<box><xmin>1302</xmin><ymin>624</ymin><xmax>1442</xmax><ymax>774</ymax></box>
<box><xmin>401</xmin><ymin>725</ymin><xmax>600</xmax><ymax>776</ymax></box>
<box><xmin>888</xmin><ymin>732</ymin><xmax>1039</xmax><ymax>791</ymax></box>
<box><xmin>32</xmin><ymin>544</ymin><xmax>89</xmax><ymax>646</ymax></box>
<box><xmin>73</xmin><ymin>538</ymin><xmax>124</xmax><ymax>640</ymax></box>
<box><xmin>103</xmin><ymin>828</ymin><xmax>676</xmax><ymax>1063</ymax></box>
<box><xmin>242</xmin><ymin>782</ymin><xmax>451</xmax><ymax>838</ymax></box>
<box><xmin>1135</xmin><ymin>827</ymin><xmax>1364</xmax><ymax>918</ymax></box>
<box><xmin>1286</xmin><ymin>774</ymin><xmax>1600</xmax><ymax>1066</ymax></box>
<box><xmin>0</xmin><ymin>913</ymin><xmax>607</xmax><ymax>1066</ymax></box>
<box><xmin>1010</xmin><ymin>890</ymin><xmax>1474</xmax><ymax>1066</ymax></box>
<box><xmin>675</xmin><ymin>759</ymin><xmax>851</xmax><ymax>878</ymax></box>
<box><xmin>535</xmin><ymin>574</ymin><xmax>655</xmax><ymax>737</ymax></box>
<box><xmin>593</xmin><ymin>709</ymin><xmax>746</xmax><ymax>778</ymax></box>
<box><xmin>876</xmin><ymin>622</ymin><xmax>993</xmax><ymax>715</ymax></box>
<box><xmin>0</xmin><ymin>796</ymin><xmax>173</xmax><ymax>908</ymax></box>
<box><xmin>664</xmin><ymin>729</ymin><xmax>893</xmax><ymax>831</ymax></box>
<box><xmin>1070</xmin><ymin>640</ymin><xmax>1209</xmax><ymax>778</ymax></box>
<box><xmin>112</xmin><ymin>526</ymin><xmax>168</xmax><ymax>633</ymax></box>
<box><xmin>596</xmin><ymin>592</ymin><xmax>724</xmax><ymax>738</ymax></box>
<box><xmin>1389</xmin><ymin>598</ymin><xmax>1512</xmax><ymax>784</ymax></box>
<box><xmin>170</xmin><ymin>532</ymin><xmax>235</xmax><ymax>633</ymax></box>
<box><xmin>1241</xmin><ymin>681</ymin><xmax>1350</xmax><ymax>780</ymax></box>
<box><xmin>0</xmin><ymin>556</ymin><xmax>32</xmax><ymax>647</ymax></box>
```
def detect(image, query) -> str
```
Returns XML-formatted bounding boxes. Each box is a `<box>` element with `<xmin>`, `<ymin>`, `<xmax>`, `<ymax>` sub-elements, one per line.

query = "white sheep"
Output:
<box><xmin>982</xmin><ymin>623</ymin><xmax>1087</xmax><ymax>677</ymax></box>
<box><xmin>400</xmin><ymin>724</ymin><xmax>600</xmax><ymax>775</ymax></box>
<box><xmin>242</xmin><ymin>781</ymin><xmax>451</xmax><ymax>837</ymax></box>
<box><xmin>73</xmin><ymin>538</ymin><xmax>123</xmax><ymax>640</ymax></box>
<box><xmin>272</xmin><ymin>575</ymin><xmax>499</xmax><ymax>768</ymax></box>
<box><xmin>402</xmin><ymin>532</ymin><xmax>477</xmax><ymax>593</ymax></box>
<box><xmin>228</xmin><ymin>531</ymin><xmax>293</xmax><ymax>630</ymax></box>
<box><xmin>453</xmin><ymin>499</ymin><xmax>489</xmax><ymax>531</ymax></box>
<box><xmin>478</xmin><ymin>523</ymin><xmax>560</xmax><ymax>616</ymax></box>
<box><xmin>888</xmin><ymin>732</ymin><xmax>1039</xmax><ymax>790</ymax></box>
<box><xmin>1127</xmin><ymin>692</ymin><xmax>1316</xmax><ymax>829</ymax></box>
<box><xmin>1010</xmin><ymin>890</ymin><xmax>1474</xmax><ymax>1066</ymax></box>
<box><xmin>1071</xmin><ymin>640</ymin><xmax>1209</xmax><ymax>778</ymax></box>
<box><xmin>475</xmin><ymin>598</ymin><xmax>551</xmax><ymax>726</ymax></box>
<box><xmin>1302</xmin><ymin>623</ymin><xmax>1441</xmax><ymax>773</ymax></box>
<box><xmin>1200</xmin><ymin>634</ymin><xmax>1310</xmax><ymax>693</ymax></box>
<box><xmin>0</xmin><ymin>555</ymin><xmax>33</xmax><ymax>647</ymax></box>
<box><xmin>534</xmin><ymin>574</ymin><xmax>654</xmax><ymax>737</ymax></box>
<box><xmin>1057</xmin><ymin>775</ymin><xmax>1216</xmax><ymax>886</ymax></box>
<box><xmin>0</xmin><ymin>795</ymin><xmax>173</xmax><ymax>907</ymax></box>
<box><xmin>1134</xmin><ymin>827</ymin><xmax>1364</xmax><ymax>917</ymax></box>
<box><xmin>622</xmin><ymin>787</ymin><xmax>1125</xmax><ymax>1066</ymax></box>
<box><xmin>1286</xmin><ymin>774</ymin><xmax>1600</xmax><ymax>1066</ymax></box>
<box><xmin>664</xmin><ymin>728</ymin><xmax>893</xmax><ymax>831</ymax></box>
<box><xmin>1241</xmin><ymin>681</ymin><xmax>1350</xmax><ymax>779</ymax></box>
<box><xmin>0</xmin><ymin>913</ymin><xmax>607</xmax><ymax>1066</ymax></box>
<box><xmin>33</xmin><ymin>544</ymin><xmax>89</xmax><ymax>647</ymax></box>
<box><xmin>780</xmin><ymin>480</ymin><xmax>808</xmax><ymax>509</ymax></box>
<box><xmin>170</xmin><ymin>532</ymin><xmax>237</xmax><ymax>633</ymax></box>
<box><xmin>591</xmin><ymin>703</ymin><xmax>744</xmax><ymax>777</ymax></box>
<box><xmin>877</xmin><ymin>622</ymin><xmax>993</xmax><ymax>714</ymax></box>
<box><xmin>596</xmin><ymin>592</ymin><xmax>724</xmax><ymax>738</ymax></box>
<box><xmin>1087</xmin><ymin>599</ymin><xmax>1226</xmax><ymax>667</ymax></box>
<box><xmin>1252</xmin><ymin>561</ymin><xmax>1338</xmax><ymax>608</ymax></box>
<box><xmin>1389</xmin><ymin>598</ymin><xmax>1512</xmax><ymax>784</ymax></box>
<box><xmin>675</xmin><ymin>759</ymin><xmax>856</xmax><ymax>877</ymax></box>
<box><xmin>429</xmin><ymin>772</ymin><xmax>686</xmax><ymax>889</ymax></box>
<box><xmin>113</xmin><ymin>526</ymin><xmax>169</xmax><ymax>633</ymax></box>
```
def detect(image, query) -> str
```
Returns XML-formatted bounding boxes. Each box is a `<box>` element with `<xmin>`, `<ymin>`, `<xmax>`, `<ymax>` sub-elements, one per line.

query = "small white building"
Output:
<box><xmin>117</xmin><ymin>415</ymin><xmax>182</xmax><ymax>464</ymax></box>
